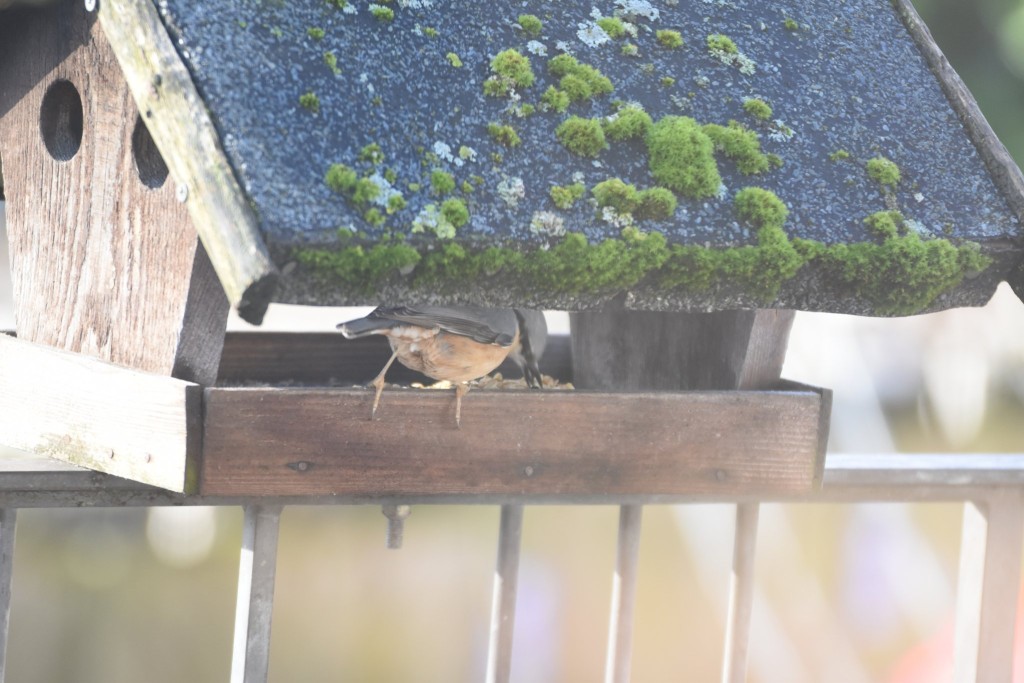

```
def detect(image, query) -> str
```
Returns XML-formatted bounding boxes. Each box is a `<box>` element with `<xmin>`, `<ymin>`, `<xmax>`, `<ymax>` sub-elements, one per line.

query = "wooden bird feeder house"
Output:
<box><xmin>1</xmin><ymin>0</ymin><xmax>1023</xmax><ymax>499</ymax></box>
<box><xmin>2</xmin><ymin>0</ymin><xmax>1024</xmax><ymax>680</ymax></box>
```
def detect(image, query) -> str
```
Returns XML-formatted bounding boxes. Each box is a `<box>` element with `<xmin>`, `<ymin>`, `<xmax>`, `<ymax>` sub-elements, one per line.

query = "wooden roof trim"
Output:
<box><xmin>894</xmin><ymin>0</ymin><xmax>1024</xmax><ymax>223</ymax></box>
<box><xmin>98</xmin><ymin>0</ymin><xmax>278</xmax><ymax>324</ymax></box>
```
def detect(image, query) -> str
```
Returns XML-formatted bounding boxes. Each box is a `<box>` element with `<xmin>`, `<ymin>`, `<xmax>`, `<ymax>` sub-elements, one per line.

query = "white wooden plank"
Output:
<box><xmin>721</xmin><ymin>503</ymin><xmax>760</xmax><ymax>683</ymax></box>
<box><xmin>0</xmin><ymin>335</ymin><xmax>199</xmax><ymax>492</ymax></box>
<box><xmin>605</xmin><ymin>505</ymin><xmax>643</xmax><ymax>683</ymax></box>
<box><xmin>231</xmin><ymin>505</ymin><xmax>283</xmax><ymax>683</ymax></box>
<box><xmin>953</xmin><ymin>496</ymin><xmax>1024</xmax><ymax>682</ymax></box>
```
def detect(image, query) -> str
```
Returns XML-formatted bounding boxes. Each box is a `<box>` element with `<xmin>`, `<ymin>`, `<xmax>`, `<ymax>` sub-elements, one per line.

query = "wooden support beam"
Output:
<box><xmin>200</xmin><ymin>385</ymin><xmax>826</xmax><ymax>497</ymax></box>
<box><xmin>953</xmin><ymin>494</ymin><xmax>1024</xmax><ymax>683</ymax></box>
<box><xmin>231</xmin><ymin>505</ymin><xmax>283</xmax><ymax>683</ymax></box>
<box><xmin>485</xmin><ymin>504</ymin><xmax>524</xmax><ymax>683</ymax></box>
<box><xmin>571</xmin><ymin>309</ymin><xmax>797</xmax><ymax>683</ymax></box>
<box><xmin>0</xmin><ymin>335</ymin><xmax>201</xmax><ymax>492</ymax></box>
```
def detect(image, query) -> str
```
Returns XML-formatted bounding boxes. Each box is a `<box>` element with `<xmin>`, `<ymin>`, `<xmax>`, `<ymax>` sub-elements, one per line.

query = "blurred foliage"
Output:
<box><xmin>914</xmin><ymin>0</ymin><xmax>1024</xmax><ymax>163</ymax></box>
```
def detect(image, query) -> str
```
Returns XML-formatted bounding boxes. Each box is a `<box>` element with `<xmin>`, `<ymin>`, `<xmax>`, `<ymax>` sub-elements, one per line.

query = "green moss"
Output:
<box><xmin>591</xmin><ymin>179</ymin><xmax>678</xmax><ymax>221</ymax></box>
<box><xmin>518</xmin><ymin>14</ymin><xmax>543</xmax><ymax>36</ymax></box>
<box><xmin>660</xmin><ymin>76</ymin><xmax>676</xmax><ymax>87</ymax></box>
<box><xmin>829</xmin><ymin>149</ymin><xmax>850</xmax><ymax>162</ymax></box>
<box><xmin>440</xmin><ymin>198</ymin><xmax>470</xmax><ymax>228</ymax></box>
<box><xmin>307</xmin><ymin>26</ymin><xmax>325</xmax><ymax>40</ymax></box>
<box><xmin>550</xmin><ymin>182</ymin><xmax>586</xmax><ymax>209</ymax></box>
<box><xmin>646</xmin><ymin>116</ymin><xmax>721</xmax><ymax>199</ymax></box>
<box><xmin>364</xmin><ymin>208</ymin><xmax>385</xmax><ymax>226</ymax></box>
<box><xmin>556</xmin><ymin>116</ymin><xmax>607</xmax><ymax>157</ymax></box>
<box><xmin>547</xmin><ymin>55</ymin><xmax>612</xmax><ymax>104</ymax></box>
<box><xmin>358</xmin><ymin>143</ymin><xmax>384</xmax><ymax>165</ymax></box>
<box><xmin>866</xmin><ymin>155</ymin><xmax>901</xmax><ymax>187</ymax></box>
<box><xmin>541</xmin><ymin>86</ymin><xmax>570</xmax><ymax>113</ymax></box>
<box><xmin>734</xmin><ymin>187</ymin><xmax>788</xmax><ymax>230</ymax></box>
<box><xmin>604</xmin><ymin>104</ymin><xmax>653</xmax><ymax>141</ymax></box>
<box><xmin>656</xmin><ymin>30</ymin><xmax>684</xmax><ymax>49</ymax></box>
<box><xmin>519</xmin><ymin>103</ymin><xmax>536</xmax><ymax>117</ymax></box>
<box><xmin>430</xmin><ymin>169</ymin><xmax>456</xmax><ymax>195</ymax></box>
<box><xmin>446</xmin><ymin>52</ymin><xmax>463</xmax><ymax>68</ymax></box>
<box><xmin>323</xmin><ymin>51</ymin><xmax>341</xmax><ymax>75</ymax></box>
<box><xmin>487</xmin><ymin>122</ymin><xmax>522</xmax><ymax>147</ymax></box>
<box><xmin>636</xmin><ymin>188</ymin><xmax>677</xmax><ymax>220</ymax></box>
<box><xmin>784</xmin><ymin>18</ymin><xmax>799</xmax><ymax>31</ymax></box>
<box><xmin>592</xmin><ymin>178</ymin><xmax>638</xmax><ymax>214</ymax></box>
<box><xmin>327</xmin><ymin>0</ymin><xmax>348</xmax><ymax>8</ymax></box>
<box><xmin>706</xmin><ymin>34</ymin><xmax>738</xmax><ymax>54</ymax></box>
<box><xmin>299</xmin><ymin>91</ymin><xmax>320</xmax><ymax>114</ymax></box>
<box><xmin>812</xmin><ymin>211</ymin><xmax>992</xmax><ymax>314</ymax></box>
<box><xmin>742</xmin><ymin>98</ymin><xmax>772</xmax><ymax>121</ymax></box>
<box><xmin>422</xmin><ymin>26</ymin><xmax>438</xmax><ymax>38</ymax></box>
<box><xmin>294</xmin><ymin>242</ymin><xmax>421</xmax><ymax>296</ymax></box>
<box><xmin>702</xmin><ymin>121</ymin><xmax>771</xmax><ymax>175</ymax></box>
<box><xmin>387</xmin><ymin>194</ymin><xmax>407</xmax><ymax>214</ymax></box>
<box><xmin>370</xmin><ymin>5</ymin><xmax>394</xmax><ymax>21</ymax></box>
<box><xmin>461</xmin><ymin>180</ymin><xmax>474</xmax><ymax>194</ymax></box>
<box><xmin>352</xmin><ymin>178</ymin><xmax>380</xmax><ymax>205</ymax></box>
<box><xmin>598</xmin><ymin>17</ymin><xmax>627</xmax><ymax>39</ymax></box>
<box><xmin>621</xmin><ymin>43</ymin><xmax>639</xmax><ymax>57</ymax></box>
<box><xmin>485</xmin><ymin>49</ymin><xmax>534</xmax><ymax>97</ymax></box>
<box><xmin>325</xmin><ymin>163</ymin><xmax>358</xmax><ymax>194</ymax></box>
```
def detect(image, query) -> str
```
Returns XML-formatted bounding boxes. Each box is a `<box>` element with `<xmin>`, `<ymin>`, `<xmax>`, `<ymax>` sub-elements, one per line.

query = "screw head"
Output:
<box><xmin>84</xmin><ymin>0</ymin><xmax>97</xmax><ymax>12</ymax></box>
<box><xmin>176</xmin><ymin>183</ymin><xmax>189</xmax><ymax>202</ymax></box>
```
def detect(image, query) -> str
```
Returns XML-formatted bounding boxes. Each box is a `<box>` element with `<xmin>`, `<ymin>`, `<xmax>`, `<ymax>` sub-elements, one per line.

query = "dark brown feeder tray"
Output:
<box><xmin>0</xmin><ymin>332</ymin><xmax>830</xmax><ymax>501</ymax></box>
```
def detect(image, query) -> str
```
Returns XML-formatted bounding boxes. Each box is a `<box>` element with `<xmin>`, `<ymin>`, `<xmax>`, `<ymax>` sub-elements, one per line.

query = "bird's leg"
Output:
<box><xmin>371</xmin><ymin>351</ymin><xmax>399</xmax><ymax>420</ymax></box>
<box><xmin>454</xmin><ymin>382</ymin><xmax>470</xmax><ymax>428</ymax></box>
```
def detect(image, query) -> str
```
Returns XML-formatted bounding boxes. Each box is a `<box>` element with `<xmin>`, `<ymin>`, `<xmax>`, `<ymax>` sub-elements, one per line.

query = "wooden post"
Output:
<box><xmin>953</xmin><ymin>494</ymin><xmax>1024</xmax><ymax>682</ymax></box>
<box><xmin>485</xmin><ymin>504</ymin><xmax>524</xmax><ymax>683</ymax></box>
<box><xmin>572</xmin><ymin>309</ymin><xmax>794</xmax><ymax>683</ymax></box>
<box><xmin>231</xmin><ymin>505</ymin><xmax>283</xmax><ymax>683</ymax></box>
<box><xmin>0</xmin><ymin>509</ymin><xmax>16</xmax><ymax>683</ymax></box>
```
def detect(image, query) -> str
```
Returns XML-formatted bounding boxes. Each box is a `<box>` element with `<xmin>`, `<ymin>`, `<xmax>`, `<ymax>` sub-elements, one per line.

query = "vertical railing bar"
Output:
<box><xmin>0</xmin><ymin>509</ymin><xmax>17</xmax><ymax>683</ymax></box>
<box><xmin>720</xmin><ymin>503</ymin><xmax>760</xmax><ymax>683</ymax></box>
<box><xmin>605</xmin><ymin>504</ymin><xmax>644</xmax><ymax>683</ymax></box>
<box><xmin>952</xmin><ymin>495</ymin><xmax>1024</xmax><ymax>683</ymax></box>
<box><xmin>231</xmin><ymin>504</ymin><xmax>283</xmax><ymax>683</ymax></box>
<box><xmin>485</xmin><ymin>504</ymin><xmax>525</xmax><ymax>683</ymax></box>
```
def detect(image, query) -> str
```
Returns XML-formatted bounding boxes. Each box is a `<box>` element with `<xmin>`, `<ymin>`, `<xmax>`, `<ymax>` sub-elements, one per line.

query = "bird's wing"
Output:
<box><xmin>376</xmin><ymin>306</ymin><xmax>519</xmax><ymax>345</ymax></box>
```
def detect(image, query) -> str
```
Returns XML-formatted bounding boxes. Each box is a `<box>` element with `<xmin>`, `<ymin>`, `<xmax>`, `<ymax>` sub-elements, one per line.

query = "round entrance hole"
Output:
<box><xmin>131</xmin><ymin>115</ymin><xmax>169</xmax><ymax>189</ymax></box>
<box><xmin>39</xmin><ymin>80</ymin><xmax>84</xmax><ymax>162</ymax></box>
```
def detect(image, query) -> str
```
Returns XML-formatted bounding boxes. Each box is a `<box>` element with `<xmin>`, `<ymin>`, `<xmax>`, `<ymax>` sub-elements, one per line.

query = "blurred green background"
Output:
<box><xmin>3</xmin><ymin>0</ymin><xmax>1024</xmax><ymax>681</ymax></box>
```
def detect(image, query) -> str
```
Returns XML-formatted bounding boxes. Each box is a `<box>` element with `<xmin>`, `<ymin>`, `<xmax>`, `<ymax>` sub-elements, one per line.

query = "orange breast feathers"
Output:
<box><xmin>385</xmin><ymin>324</ymin><xmax>519</xmax><ymax>384</ymax></box>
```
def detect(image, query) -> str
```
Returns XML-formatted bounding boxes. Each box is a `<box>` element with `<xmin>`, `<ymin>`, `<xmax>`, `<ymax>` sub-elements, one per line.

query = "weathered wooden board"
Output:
<box><xmin>98</xmin><ymin>0</ymin><xmax>278</xmax><ymax>324</ymax></box>
<box><xmin>0</xmin><ymin>335</ymin><xmax>201</xmax><ymax>492</ymax></box>
<box><xmin>200</xmin><ymin>385</ymin><xmax>827</xmax><ymax>497</ymax></box>
<box><xmin>0</xmin><ymin>1</ymin><xmax>228</xmax><ymax>384</ymax></box>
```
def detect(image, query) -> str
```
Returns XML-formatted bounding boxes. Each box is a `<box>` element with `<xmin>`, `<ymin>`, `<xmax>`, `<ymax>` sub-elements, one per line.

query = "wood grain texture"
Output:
<box><xmin>0</xmin><ymin>335</ymin><xmax>200</xmax><ymax>492</ymax></box>
<box><xmin>200</xmin><ymin>386</ymin><xmax>825</xmax><ymax>497</ymax></box>
<box><xmin>98</xmin><ymin>0</ymin><xmax>279</xmax><ymax>324</ymax></box>
<box><xmin>0</xmin><ymin>1</ymin><xmax>228</xmax><ymax>384</ymax></box>
<box><xmin>570</xmin><ymin>310</ymin><xmax>796</xmax><ymax>391</ymax></box>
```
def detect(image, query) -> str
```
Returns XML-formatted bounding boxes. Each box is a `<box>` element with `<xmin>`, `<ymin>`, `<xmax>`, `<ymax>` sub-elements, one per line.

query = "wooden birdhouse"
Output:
<box><xmin>0</xmin><ymin>0</ymin><xmax>1022</xmax><ymax>501</ymax></box>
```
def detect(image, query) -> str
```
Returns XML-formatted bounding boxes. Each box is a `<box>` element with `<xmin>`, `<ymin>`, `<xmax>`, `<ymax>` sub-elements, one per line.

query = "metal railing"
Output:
<box><xmin>0</xmin><ymin>452</ymin><xmax>1021</xmax><ymax>682</ymax></box>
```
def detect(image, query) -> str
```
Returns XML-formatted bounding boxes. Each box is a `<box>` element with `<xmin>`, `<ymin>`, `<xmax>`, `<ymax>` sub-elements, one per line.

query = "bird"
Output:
<box><xmin>337</xmin><ymin>306</ymin><xmax>546</xmax><ymax>426</ymax></box>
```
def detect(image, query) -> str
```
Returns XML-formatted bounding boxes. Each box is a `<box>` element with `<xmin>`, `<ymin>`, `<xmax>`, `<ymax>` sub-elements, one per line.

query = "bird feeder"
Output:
<box><xmin>0</xmin><ymin>0</ymin><xmax>1021</xmax><ymax>499</ymax></box>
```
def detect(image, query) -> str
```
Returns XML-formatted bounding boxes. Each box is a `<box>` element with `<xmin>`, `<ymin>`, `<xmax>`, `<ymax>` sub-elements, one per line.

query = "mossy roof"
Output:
<box><xmin>152</xmin><ymin>0</ymin><xmax>1024</xmax><ymax>314</ymax></box>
